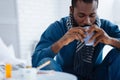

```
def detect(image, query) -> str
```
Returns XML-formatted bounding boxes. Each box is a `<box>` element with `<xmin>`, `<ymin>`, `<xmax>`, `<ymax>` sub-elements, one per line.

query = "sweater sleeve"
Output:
<box><xmin>101</xmin><ymin>19</ymin><xmax>120</xmax><ymax>38</ymax></box>
<box><xmin>32</xmin><ymin>20</ymin><xmax>66</xmax><ymax>67</ymax></box>
<box><xmin>32</xmin><ymin>46</ymin><xmax>55</xmax><ymax>67</ymax></box>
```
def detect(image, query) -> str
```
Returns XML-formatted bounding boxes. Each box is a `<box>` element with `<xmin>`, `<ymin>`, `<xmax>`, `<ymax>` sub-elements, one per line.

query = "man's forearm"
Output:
<box><xmin>109</xmin><ymin>38</ymin><xmax>120</xmax><ymax>49</ymax></box>
<box><xmin>51</xmin><ymin>39</ymin><xmax>65</xmax><ymax>54</ymax></box>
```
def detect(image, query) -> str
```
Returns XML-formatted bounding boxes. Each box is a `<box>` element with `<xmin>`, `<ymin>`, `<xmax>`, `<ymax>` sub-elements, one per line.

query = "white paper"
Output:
<box><xmin>0</xmin><ymin>38</ymin><xmax>26</xmax><ymax>65</ymax></box>
<box><xmin>84</xmin><ymin>32</ymin><xmax>94</xmax><ymax>45</ymax></box>
<box><xmin>83</xmin><ymin>26</ymin><xmax>94</xmax><ymax>46</ymax></box>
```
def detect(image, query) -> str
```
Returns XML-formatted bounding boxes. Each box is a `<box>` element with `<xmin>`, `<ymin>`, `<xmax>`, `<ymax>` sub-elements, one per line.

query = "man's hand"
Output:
<box><xmin>51</xmin><ymin>27</ymin><xmax>86</xmax><ymax>53</ymax></box>
<box><xmin>87</xmin><ymin>25</ymin><xmax>111</xmax><ymax>46</ymax></box>
<box><xmin>60</xmin><ymin>27</ymin><xmax>86</xmax><ymax>45</ymax></box>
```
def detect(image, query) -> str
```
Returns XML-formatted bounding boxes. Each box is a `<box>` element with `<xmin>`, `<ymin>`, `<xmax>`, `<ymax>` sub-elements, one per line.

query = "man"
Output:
<box><xmin>32</xmin><ymin>0</ymin><xmax>120</xmax><ymax>80</ymax></box>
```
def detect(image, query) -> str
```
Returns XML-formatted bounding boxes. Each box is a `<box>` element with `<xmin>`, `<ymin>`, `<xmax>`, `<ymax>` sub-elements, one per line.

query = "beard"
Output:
<box><xmin>70</xmin><ymin>14</ymin><xmax>79</xmax><ymax>27</ymax></box>
<box><xmin>70</xmin><ymin>14</ymin><xmax>94</xmax><ymax>27</ymax></box>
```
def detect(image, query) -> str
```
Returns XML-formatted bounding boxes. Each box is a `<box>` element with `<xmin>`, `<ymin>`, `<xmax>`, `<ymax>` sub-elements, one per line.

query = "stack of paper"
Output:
<box><xmin>0</xmin><ymin>38</ymin><xmax>26</xmax><ymax>66</ymax></box>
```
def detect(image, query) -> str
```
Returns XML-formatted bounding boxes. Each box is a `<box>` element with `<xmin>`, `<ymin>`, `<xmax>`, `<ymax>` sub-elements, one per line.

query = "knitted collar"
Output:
<box><xmin>66</xmin><ymin>15</ymin><xmax>101</xmax><ymax>30</ymax></box>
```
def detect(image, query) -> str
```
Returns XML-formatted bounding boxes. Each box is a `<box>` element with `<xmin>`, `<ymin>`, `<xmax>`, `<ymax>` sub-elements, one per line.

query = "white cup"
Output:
<box><xmin>16</xmin><ymin>68</ymin><xmax>37</xmax><ymax>80</ymax></box>
<box><xmin>83</xmin><ymin>26</ymin><xmax>94</xmax><ymax>46</ymax></box>
<box><xmin>12</xmin><ymin>68</ymin><xmax>37</xmax><ymax>80</ymax></box>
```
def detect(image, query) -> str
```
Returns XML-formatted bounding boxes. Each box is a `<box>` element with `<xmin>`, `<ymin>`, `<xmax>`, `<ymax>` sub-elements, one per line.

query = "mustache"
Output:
<box><xmin>70</xmin><ymin>14</ymin><xmax>91</xmax><ymax>27</ymax></box>
<box><xmin>81</xmin><ymin>24</ymin><xmax>91</xmax><ymax>27</ymax></box>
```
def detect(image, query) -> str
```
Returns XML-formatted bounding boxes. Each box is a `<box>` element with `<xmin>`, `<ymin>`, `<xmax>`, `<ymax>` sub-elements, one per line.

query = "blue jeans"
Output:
<box><xmin>93</xmin><ymin>48</ymin><xmax>120</xmax><ymax>80</ymax></box>
<box><xmin>37</xmin><ymin>48</ymin><xmax>120</xmax><ymax>80</ymax></box>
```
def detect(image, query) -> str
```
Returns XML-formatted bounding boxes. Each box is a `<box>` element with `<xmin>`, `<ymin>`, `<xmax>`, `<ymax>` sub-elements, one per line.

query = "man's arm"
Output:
<box><xmin>32</xmin><ymin>22</ymin><xmax>62</xmax><ymax>67</ymax></box>
<box><xmin>51</xmin><ymin>27</ymin><xmax>86</xmax><ymax>53</ymax></box>
<box><xmin>87</xmin><ymin>24</ymin><xmax>120</xmax><ymax>49</ymax></box>
<box><xmin>108</xmin><ymin>37</ymin><xmax>120</xmax><ymax>49</ymax></box>
<box><xmin>32</xmin><ymin>24</ymin><xmax>87</xmax><ymax>67</ymax></box>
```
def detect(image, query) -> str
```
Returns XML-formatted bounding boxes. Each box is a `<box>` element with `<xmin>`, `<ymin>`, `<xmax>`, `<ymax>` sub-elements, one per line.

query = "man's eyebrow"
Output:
<box><xmin>78</xmin><ymin>12</ymin><xmax>96</xmax><ymax>15</ymax></box>
<box><xmin>90</xmin><ymin>13</ymin><xmax>96</xmax><ymax>15</ymax></box>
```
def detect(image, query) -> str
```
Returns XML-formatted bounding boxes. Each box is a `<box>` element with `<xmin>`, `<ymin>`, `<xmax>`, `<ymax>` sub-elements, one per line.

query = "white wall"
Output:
<box><xmin>0</xmin><ymin>0</ymin><xmax>20</xmax><ymax>57</ymax></box>
<box><xmin>112</xmin><ymin>0</ymin><xmax>120</xmax><ymax>24</ymax></box>
<box><xmin>97</xmin><ymin>0</ymin><xmax>114</xmax><ymax>20</ymax></box>
<box><xmin>16</xmin><ymin>0</ymin><xmax>70</xmax><ymax>62</ymax></box>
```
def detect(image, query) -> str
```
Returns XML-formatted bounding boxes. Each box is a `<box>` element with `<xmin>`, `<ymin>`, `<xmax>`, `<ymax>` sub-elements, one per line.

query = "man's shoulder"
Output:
<box><xmin>100</xmin><ymin>18</ymin><xmax>116</xmax><ymax>24</ymax></box>
<box><xmin>55</xmin><ymin>16</ymin><xmax>68</xmax><ymax>24</ymax></box>
<box><xmin>100</xmin><ymin>18</ymin><xmax>116</xmax><ymax>26</ymax></box>
<box><xmin>46</xmin><ymin>16</ymin><xmax>68</xmax><ymax>32</ymax></box>
<box><xmin>49</xmin><ymin>16</ymin><xmax>68</xmax><ymax>28</ymax></box>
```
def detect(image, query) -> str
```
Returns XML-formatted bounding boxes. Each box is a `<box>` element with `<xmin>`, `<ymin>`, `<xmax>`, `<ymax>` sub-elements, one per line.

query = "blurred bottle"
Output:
<box><xmin>5</xmin><ymin>64</ymin><xmax>12</xmax><ymax>80</ymax></box>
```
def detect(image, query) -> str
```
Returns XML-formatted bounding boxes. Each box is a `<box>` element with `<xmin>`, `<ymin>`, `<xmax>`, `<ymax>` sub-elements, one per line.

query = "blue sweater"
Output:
<box><xmin>32</xmin><ymin>17</ymin><xmax>120</xmax><ymax>72</ymax></box>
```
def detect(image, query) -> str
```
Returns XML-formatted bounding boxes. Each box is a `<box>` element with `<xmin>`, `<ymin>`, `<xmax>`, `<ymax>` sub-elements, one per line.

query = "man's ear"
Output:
<box><xmin>70</xmin><ymin>6</ymin><xmax>74</xmax><ymax>14</ymax></box>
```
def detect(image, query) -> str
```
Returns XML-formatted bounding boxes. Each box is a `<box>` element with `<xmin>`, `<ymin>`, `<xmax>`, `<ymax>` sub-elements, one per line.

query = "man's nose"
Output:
<box><xmin>83</xmin><ymin>17</ymin><xmax>91</xmax><ymax>25</ymax></box>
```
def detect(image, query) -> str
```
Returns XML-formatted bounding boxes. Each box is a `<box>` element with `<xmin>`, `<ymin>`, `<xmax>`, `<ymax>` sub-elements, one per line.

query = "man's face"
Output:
<box><xmin>70</xmin><ymin>1</ymin><xmax>98</xmax><ymax>27</ymax></box>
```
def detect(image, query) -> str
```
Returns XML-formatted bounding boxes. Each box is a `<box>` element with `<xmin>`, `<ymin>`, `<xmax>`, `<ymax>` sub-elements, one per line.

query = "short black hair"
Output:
<box><xmin>72</xmin><ymin>0</ymin><xmax>98</xmax><ymax>7</ymax></box>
